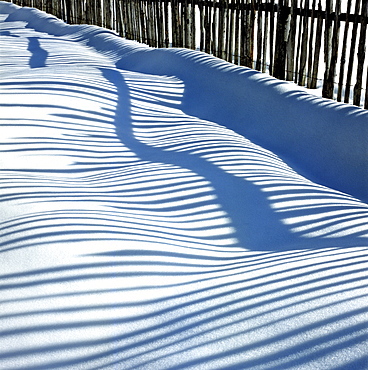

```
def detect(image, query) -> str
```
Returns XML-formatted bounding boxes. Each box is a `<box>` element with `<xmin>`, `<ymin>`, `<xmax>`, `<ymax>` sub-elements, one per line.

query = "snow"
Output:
<box><xmin>0</xmin><ymin>2</ymin><xmax>368</xmax><ymax>369</ymax></box>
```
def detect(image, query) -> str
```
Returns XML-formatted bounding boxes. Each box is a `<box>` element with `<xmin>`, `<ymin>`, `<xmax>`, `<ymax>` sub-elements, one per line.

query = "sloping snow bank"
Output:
<box><xmin>1</xmin><ymin>2</ymin><xmax>368</xmax><ymax>370</ymax></box>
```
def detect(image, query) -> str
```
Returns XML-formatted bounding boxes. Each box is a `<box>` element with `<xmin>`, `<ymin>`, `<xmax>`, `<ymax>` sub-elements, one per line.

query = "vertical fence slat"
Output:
<box><xmin>353</xmin><ymin>0</ymin><xmax>368</xmax><ymax>106</ymax></box>
<box><xmin>164</xmin><ymin>0</ymin><xmax>169</xmax><ymax>47</ymax></box>
<box><xmin>204</xmin><ymin>0</ymin><xmax>212</xmax><ymax>53</ymax></box>
<box><xmin>310</xmin><ymin>0</ymin><xmax>323</xmax><ymax>89</ymax></box>
<box><xmin>96</xmin><ymin>0</ymin><xmax>102</xmax><ymax>26</ymax></box>
<box><xmin>298</xmin><ymin>0</ymin><xmax>309</xmax><ymax>86</ymax></box>
<box><xmin>286</xmin><ymin>0</ymin><xmax>297</xmax><ymax>81</ymax></box>
<box><xmin>323</xmin><ymin>0</ymin><xmax>341</xmax><ymax>99</ymax></box>
<box><xmin>274</xmin><ymin>0</ymin><xmax>289</xmax><ymax>79</ymax></box>
<box><xmin>217</xmin><ymin>0</ymin><xmax>224</xmax><ymax>59</ymax></box>
<box><xmin>256</xmin><ymin>0</ymin><xmax>263</xmax><ymax>70</ymax></box>
<box><xmin>245</xmin><ymin>0</ymin><xmax>256</xmax><ymax>68</ymax></box>
<box><xmin>191</xmin><ymin>0</ymin><xmax>196</xmax><ymax>49</ymax></box>
<box><xmin>228</xmin><ymin>0</ymin><xmax>235</xmax><ymax>62</ymax></box>
<box><xmin>269</xmin><ymin>0</ymin><xmax>275</xmax><ymax>74</ymax></box>
<box><xmin>294</xmin><ymin>0</ymin><xmax>303</xmax><ymax>83</ymax></box>
<box><xmin>199</xmin><ymin>0</ymin><xmax>205</xmax><ymax>50</ymax></box>
<box><xmin>306</xmin><ymin>0</ymin><xmax>316</xmax><ymax>87</ymax></box>
<box><xmin>337</xmin><ymin>0</ymin><xmax>352</xmax><ymax>101</ymax></box>
<box><xmin>116</xmin><ymin>0</ymin><xmax>124</xmax><ymax>36</ymax></box>
<box><xmin>322</xmin><ymin>0</ymin><xmax>334</xmax><ymax>98</ymax></box>
<box><xmin>262</xmin><ymin>0</ymin><xmax>269</xmax><ymax>72</ymax></box>
<box><xmin>233</xmin><ymin>0</ymin><xmax>240</xmax><ymax>64</ymax></box>
<box><xmin>344</xmin><ymin>0</ymin><xmax>361</xmax><ymax>103</ymax></box>
<box><xmin>239</xmin><ymin>0</ymin><xmax>246</xmax><ymax>65</ymax></box>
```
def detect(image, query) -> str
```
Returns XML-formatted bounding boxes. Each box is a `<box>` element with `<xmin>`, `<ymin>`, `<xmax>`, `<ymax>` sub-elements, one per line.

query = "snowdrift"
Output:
<box><xmin>1</xmin><ymin>2</ymin><xmax>368</xmax><ymax>369</ymax></box>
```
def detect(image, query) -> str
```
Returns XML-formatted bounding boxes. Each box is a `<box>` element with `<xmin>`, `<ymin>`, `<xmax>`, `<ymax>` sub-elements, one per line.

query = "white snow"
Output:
<box><xmin>0</xmin><ymin>2</ymin><xmax>368</xmax><ymax>369</ymax></box>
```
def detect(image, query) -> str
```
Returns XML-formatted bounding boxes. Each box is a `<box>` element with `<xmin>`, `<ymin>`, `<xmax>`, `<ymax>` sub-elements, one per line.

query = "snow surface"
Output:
<box><xmin>1</xmin><ymin>2</ymin><xmax>368</xmax><ymax>369</ymax></box>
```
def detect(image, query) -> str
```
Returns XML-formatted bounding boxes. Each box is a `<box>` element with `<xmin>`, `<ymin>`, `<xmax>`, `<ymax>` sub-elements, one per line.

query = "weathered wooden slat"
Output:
<box><xmin>310</xmin><ymin>0</ymin><xmax>323</xmax><ymax>89</ymax></box>
<box><xmin>322</xmin><ymin>0</ymin><xmax>334</xmax><ymax>98</ymax></box>
<box><xmin>218</xmin><ymin>0</ymin><xmax>225</xmax><ymax>59</ymax></box>
<box><xmin>286</xmin><ymin>0</ymin><xmax>297</xmax><ymax>80</ymax></box>
<box><xmin>95</xmin><ymin>0</ymin><xmax>102</xmax><ymax>26</ymax></box>
<box><xmin>262</xmin><ymin>0</ymin><xmax>269</xmax><ymax>72</ymax></box>
<box><xmin>151</xmin><ymin>0</ymin><xmax>157</xmax><ymax>46</ymax></box>
<box><xmin>268</xmin><ymin>0</ymin><xmax>275</xmax><ymax>74</ymax></box>
<box><xmin>344</xmin><ymin>0</ymin><xmax>361</xmax><ymax>103</ymax></box>
<box><xmin>182</xmin><ymin>0</ymin><xmax>188</xmax><ymax>48</ymax></box>
<box><xmin>244</xmin><ymin>0</ymin><xmax>255</xmax><ymax>68</ymax></box>
<box><xmin>199</xmin><ymin>0</ymin><xmax>205</xmax><ymax>50</ymax></box>
<box><xmin>212</xmin><ymin>0</ymin><xmax>218</xmax><ymax>56</ymax></box>
<box><xmin>306</xmin><ymin>0</ymin><xmax>316</xmax><ymax>87</ymax></box>
<box><xmin>228</xmin><ymin>0</ymin><xmax>235</xmax><ymax>62</ymax></box>
<box><xmin>353</xmin><ymin>0</ymin><xmax>367</xmax><ymax>106</ymax></box>
<box><xmin>85</xmin><ymin>0</ymin><xmax>92</xmax><ymax>25</ymax></box>
<box><xmin>164</xmin><ymin>0</ymin><xmax>169</xmax><ymax>47</ymax></box>
<box><xmin>204</xmin><ymin>0</ymin><xmax>211</xmax><ymax>53</ymax></box>
<box><xmin>178</xmin><ymin>0</ymin><xmax>183</xmax><ymax>46</ymax></box>
<box><xmin>76</xmin><ymin>0</ymin><xmax>83</xmax><ymax>24</ymax></box>
<box><xmin>274</xmin><ymin>0</ymin><xmax>289</xmax><ymax>79</ymax></box>
<box><xmin>171</xmin><ymin>0</ymin><xmax>177</xmax><ymax>46</ymax></box>
<box><xmin>136</xmin><ymin>0</ymin><xmax>143</xmax><ymax>43</ymax></box>
<box><xmin>153</xmin><ymin>0</ymin><xmax>158</xmax><ymax>46</ymax></box>
<box><xmin>127</xmin><ymin>0</ymin><xmax>134</xmax><ymax>39</ymax></box>
<box><xmin>105</xmin><ymin>0</ymin><xmax>112</xmax><ymax>29</ymax></box>
<box><xmin>323</xmin><ymin>0</ymin><xmax>341</xmax><ymax>99</ymax></box>
<box><xmin>298</xmin><ymin>0</ymin><xmax>309</xmax><ymax>86</ymax></box>
<box><xmin>256</xmin><ymin>0</ymin><xmax>263</xmax><ymax>70</ymax></box>
<box><xmin>190</xmin><ymin>0</ymin><xmax>196</xmax><ymax>49</ymax></box>
<box><xmin>294</xmin><ymin>0</ymin><xmax>303</xmax><ymax>83</ymax></box>
<box><xmin>239</xmin><ymin>0</ymin><xmax>245</xmax><ymax>65</ymax></box>
<box><xmin>336</xmin><ymin>0</ymin><xmax>352</xmax><ymax>101</ymax></box>
<box><xmin>115</xmin><ymin>0</ymin><xmax>123</xmax><ymax>36</ymax></box>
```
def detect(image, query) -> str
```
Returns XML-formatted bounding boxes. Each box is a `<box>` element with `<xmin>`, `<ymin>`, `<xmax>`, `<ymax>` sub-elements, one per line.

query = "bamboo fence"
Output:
<box><xmin>4</xmin><ymin>0</ymin><xmax>368</xmax><ymax>108</ymax></box>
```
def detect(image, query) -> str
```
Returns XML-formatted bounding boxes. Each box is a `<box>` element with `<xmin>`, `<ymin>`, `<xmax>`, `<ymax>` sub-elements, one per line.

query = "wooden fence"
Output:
<box><xmin>5</xmin><ymin>0</ymin><xmax>368</xmax><ymax>108</ymax></box>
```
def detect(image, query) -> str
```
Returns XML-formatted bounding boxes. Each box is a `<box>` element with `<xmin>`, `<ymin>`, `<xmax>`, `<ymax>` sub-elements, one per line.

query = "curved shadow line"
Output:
<box><xmin>100</xmin><ymin>67</ymin><xmax>299</xmax><ymax>250</ymax></box>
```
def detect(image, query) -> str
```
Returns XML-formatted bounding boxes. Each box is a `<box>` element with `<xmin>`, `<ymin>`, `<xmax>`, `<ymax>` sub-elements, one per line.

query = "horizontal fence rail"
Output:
<box><xmin>4</xmin><ymin>0</ymin><xmax>368</xmax><ymax>108</ymax></box>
